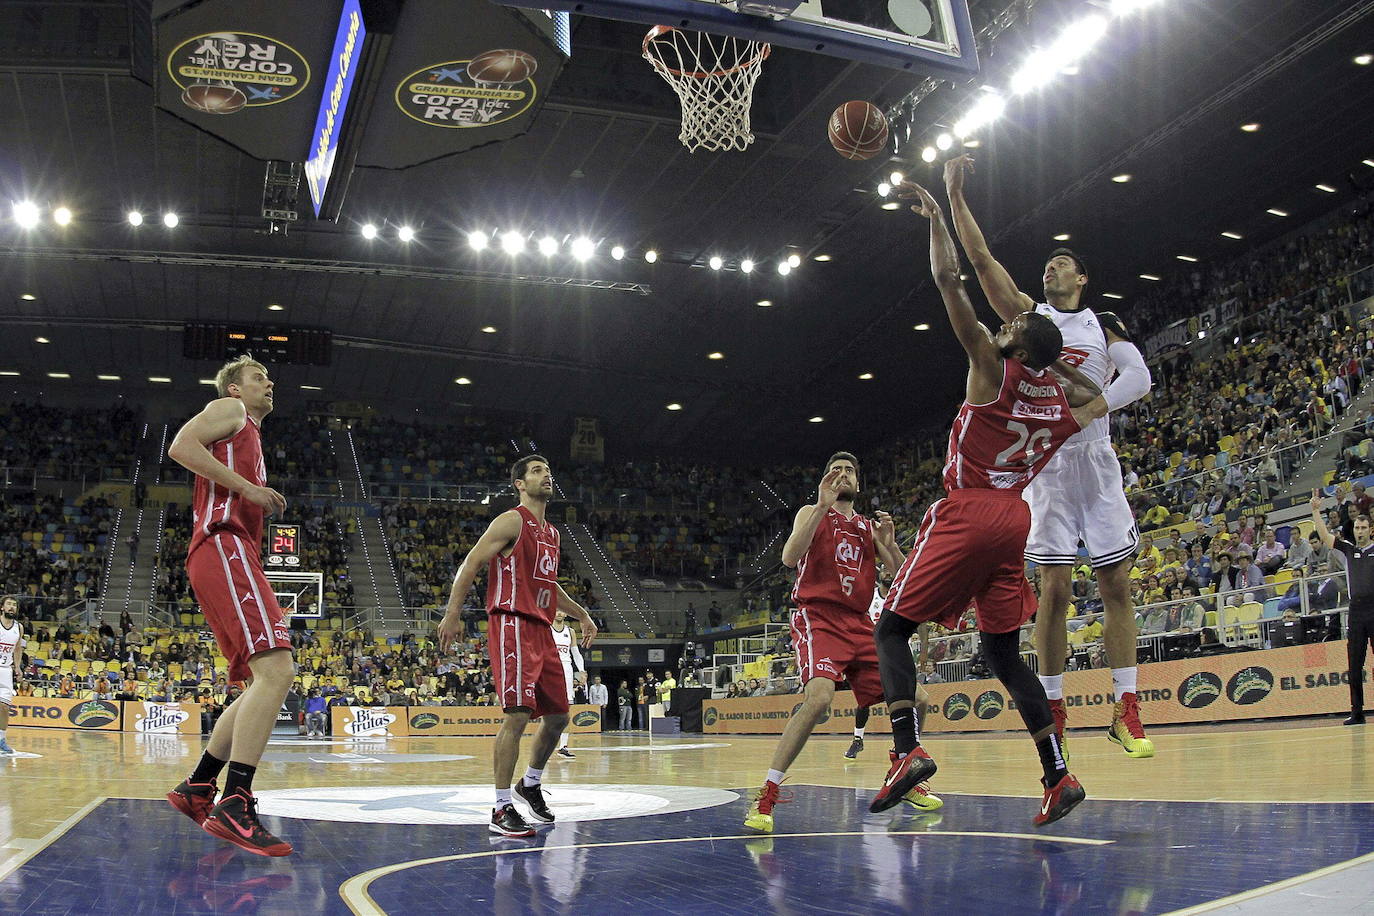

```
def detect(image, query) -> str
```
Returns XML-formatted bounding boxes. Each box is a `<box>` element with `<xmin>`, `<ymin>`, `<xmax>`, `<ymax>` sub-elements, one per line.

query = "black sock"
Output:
<box><xmin>224</xmin><ymin>761</ymin><xmax>257</xmax><ymax>798</ymax></box>
<box><xmin>1035</xmin><ymin>732</ymin><xmax>1068</xmax><ymax>786</ymax></box>
<box><xmin>916</xmin><ymin>702</ymin><xmax>927</xmax><ymax>737</ymax></box>
<box><xmin>189</xmin><ymin>750</ymin><xmax>227</xmax><ymax>785</ymax></box>
<box><xmin>890</xmin><ymin>707</ymin><xmax>919</xmax><ymax>755</ymax></box>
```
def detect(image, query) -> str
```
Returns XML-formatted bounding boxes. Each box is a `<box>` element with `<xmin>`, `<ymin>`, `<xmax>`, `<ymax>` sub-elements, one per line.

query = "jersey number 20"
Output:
<box><xmin>995</xmin><ymin>420</ymin><xmax>1053</xmax><ymax>468</ymax></box>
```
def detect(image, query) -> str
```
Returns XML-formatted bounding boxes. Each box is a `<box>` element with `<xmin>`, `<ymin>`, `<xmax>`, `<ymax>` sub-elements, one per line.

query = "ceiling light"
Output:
<box><xmin>1139</xmin><ymin>274</ymin><xmax>1161</xmax><ymax>281</ymax></box>
<box><xmin>1176</xmin><ymin>255</ymin><xmax>1198</xmax><ymax>262</ymax></box>
<box><xmin>1053</xmin><ymin>233</ymin><xmax>1071</xmax><ymax>241</ymax></box>
<box><xmin>813</xmin><ymin>254</ymin><xmax>831</xmax><ymax>262</ymax></box>
<box><xmin>954</xmin><ymin>92</ymin><xmax>1006</xmax><ymax>138</ymax></box>
<box><xmin>1111</xmin><ymin>0</ymin><xmax>1162</xmax><ymax>14</ymax></box>
<box><xmin>1266</xmin><ymin>208</ymin><xmax>1288</xmax><ymax>217</ymax></box>
<box><xmin>858</xmin><ymin>372</ymin><xmax>874</xmax><ymax>380</ymax></box>
<box><xmin>0</xmin><ymin>371</ymin><xmax>18</xmax><ymax>376</ymax></box>
<box><xmin>13</xmin><ymin>201</ymin><xmax>40</xmax><ymax>229</ymax></box>
<box><xmin>467</xmin><ymin>230</ymin><xmax>488</xmax><ymax>251</ymax></box>
<box><xmin>881</xmin><ymin>202</ymin><xmax>901</xmax><ymax>210</ymax></box>
<box><xmin>148</xmin><ymin>376</ymin><xmax>172</xmax><ymax>383</ymax></box>
<box><xmin>1111</xmin><ymin>174</ymin><xmax>1131</xmax><ymax>183</ymax></box>
<box><xmin>740</xmin><ymin>258</ymin><xmax>754</xmax><ymax>273</ymax></box>
<box><xmin>777</xmin><ymin>261</ymin><xmax>792</xmax><ymax>276</ymax></box>
<box><xmin>35</xmin><ymin>337</ymin><xmax>50</xmax><ymax>344</ymax></box>
<box><xmin>267</xmin><ymin>303</ymin><xmax>284</xmax><ymax>311</ymax></box>
<box><xmin>538</xmin><ymin>236</ymin><xmax>558</xmax><ymax>256</ymax></box>
<box><xmin>1240</xmin><ymin>122</ymin><xmax>1260</xmax><ymax>132</ymax></box>
<box><xmin>97</xmin><ymin>375</ymin><xmax>120</xmax><ymax>381</ymax></box>
<box><xmin>1355</xmin><ymin>54</ymin><xmax>1372</xmax><ymax>65</ymax></box>
<box><xmin>1221</xmin><ymin>231</ymin><xmax>1243</xmax><ymax>239</ymax></box>
<box><xmin>20</xmin><ymin>293</ymin><xmax>35</xmax><ymax>301</ymax></box>
<box><xmin>162</xmin><ymin>212</ymin><xmax>179</xmax><ymax>228</ymax></box>
<box><xmin>889</xmin><ymin>171</ymin><xmax>904</xmax><ymax>185</ymax></box>
<box><xmin>360</xmin><ymin>222</ymin><xmax>378</xmax><ymax>239</ymax></box>
<box><xmin>1315</xmin><ymin>183</ymin><xmax>1337</xmax><ymax>193</ymax></box>
<box><xmin>481</xmin><ymin>325</ymin><xmax>497</xmax><ymax>333</ymax></box>
<box><xmin>397</xmin><ymin>225</ymin><xmax>415</xmax><ymax>242</ymax></box>
<box><xmin>300</xmin><ymin>384</ymin><xmax>322</xmax><ymax>391</ymax></box>
<box><xmin>1060</xmin><ymin>64</ymin><xmax>1080</xmax><ymax>75</ymax></box>
<box><xmin>921</xmin><ymin>146</ymin><xmax>937</xmax><ymax>163</ymax></box>
<box><xmin>53</xmin><ymin>206</ymin><xmax>72</xmax><ymax>226</ymax></box>
<box><xmin>756</xmin><ymin>299</ymin><xmax>773</xmax><ymax>307</ymax></box>
<box><xmin>709</xmin><ymin>256</ymin><xmax>723</xmax><ymax>271</ymax></box>
<box><xmin>500</xmin><ymin>230</ymin><xmax>524</xmax><ymax>254</ymax></box>
<box><xmin>708</xmin><ymin>352</ymin><xmax>724</xmax><ymax>360</ymax></box>
<box><xmin>877</xmin><ymin>182</ymin><xmax>892</xmax><ymax>197</ymax></box>
<box><xmin>1364</xmin><ymin>160</ymin><xmax>1374</xmax><ymax>168</ymax></box>
<box><xmin>787</xmin><ymin>253</ymin><xmax>801</xmax><ymax>269</ymax></box>
<box><xmin>199</xmin><ymin>379</ymin><xmax>216</xmax><ymax>386</ymax></box>
<box><xmin>666</xmin><ymin>403</ymin><xmax>682</xmax><ymax>411</ymax></box>
<box><xmin>1011</xmin><ymin>50</ymin><xmax>1058</xmax><ymax>95</ymax></box>
<box><xmin>126</xmin><ymin>210</ymin><xmax>144</xmax><ymax>226</ymax></box>
<box><xmin>935</xmin><ymin>133</ymin><xmax>953</xmax><ymax>151</ymax></box>
<box><xmin>1051</xmin><ymin>15</ymin><xmax>1108</xmax><ymax>63</ymax></box>
<box><xmin>808</xmin><ymin>416</ymin><xmax>824</xmax><ymax>423</ymax></box>
<box><xmin>963</xmin><ymin>139</ymin><xmax>981</xmax><ymax>148</ymax></box>
<box><xmin>914</xmin><ymin>323</ymin><xmax>930</xmax><ymax>331</ymax></box>
<box><xmin>644</xmin><ymin>249</ymin><xmax>658</xmax><ymax>263</ymax></box>
<box><xmin>454</xmin><ymin>377</ymin><xmax>472</xmax><ymax>385</ymax></box>
<box><xmin>571</xmin><ymin>237</ymin><xmax>595</xmax><ymax>261</ymax></box>
<box><xmin>1103</xmin><ymin>292</ymin><xmax>1124</xmax><ymax>300</ymax></box>
<box><xmin>611</xmin><ymin>245</ymin><xmax>625</xmax><ymax>261</ymax></box>
<box><xmin>47</xmin><ymin>372</ymin><xmax>70</xmax><ymax>379</ymax></box>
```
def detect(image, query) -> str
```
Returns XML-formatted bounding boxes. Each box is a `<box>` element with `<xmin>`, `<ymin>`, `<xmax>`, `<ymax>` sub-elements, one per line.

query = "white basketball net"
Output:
<box><xmin>643</xmin><ymin>27</ymin><xmax>770</xmax><ymax>153</ymax></box>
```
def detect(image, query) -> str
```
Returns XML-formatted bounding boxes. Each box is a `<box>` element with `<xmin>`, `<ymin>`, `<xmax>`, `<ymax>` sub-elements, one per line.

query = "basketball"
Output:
<box><xmin>468</xmin><ymin>49</ymin><xmax>538</xmax><ymax>85</ymax></box>
<box><xmin>828</xmin><ymin>101</ymin><xmax>889</xmax><ymax>160</ymax></box>
<box><xmin>180</xmin><ymin>85</ymin><xmax>246</xmax><ymax>115</ymax></box>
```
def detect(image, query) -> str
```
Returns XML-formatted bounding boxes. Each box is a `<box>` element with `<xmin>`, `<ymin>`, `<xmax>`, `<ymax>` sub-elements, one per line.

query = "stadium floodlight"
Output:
<box><xmin>571</xmin><ymin>236</ymin><xmax>595</xmax><ymax>261</ymax></box>
<box><xmin>500</xmin><ymin>230</ymin><xmax>524</xmax><ymax>254</ymax></box>
<box><xmin>360</xmin><ymin>222</ymin><xmax>378</xmax><ymax>239</ymax></box>
<box><xmin>1011</xmin><ymin>50</ymin><xmax>1059</xmax><ymax>95</ymax></box>
<box><xmin>889</xmin><ymin>171</ymin><xmax>904</xmax><ymax>186</ymax></box>
<box><xmin>538</xmin><ymin>236</ymin><xmax>558</xmax><ymax>256</ymax></box>
<box><xmin>709</xmin><ymin>255</ymin><xmax>723</xmax><ymax>270</ymax></box>
<box><xmin>921</xmin><ymin>147</ymin><xmax>937</xmax><ymax>163</ymax></box>
<box><xmin>1049</xmin><ymin>15</ymin><xmax>1108</xmax><ymax>65</ymax></box>
<box><xmin>611</xmin><ymin>244</ymin><xmax>626</xmax><ymax>260</ymax></box>
<box><xmin>644</xmin><ymin>249</ymin><xmax>658</xmax><ymax>263</ymax></box>
<box><xmin>877</xmin><ymin>182</ymin><xmax>892</xmax><ymax>197</ymax></box>
<box><xmin>935</xmin><ymin>133</ymin><xmax>953</xmax><ymax>150</ymax></box>
<box><xmin>127</xmin><ymin>210</ymin><xmax>144</xmax><ymax>226</ymax></box>
<box><xmin>777</xmin><ymin>261</ymin><xmax>792</xmax><ymax>276</ymax></box>
<box><xmin>12</xmin><ymin>201</ymin><xmax>40</xmax><ymax>229</ymax></box>
<box><xmin>397</xmin><ymin>225</ymin><xmax>416</xmax><ymax>242</ymax></box>
<box><xmin>53</xmin><ymin>207</ymin><xmax>72</xmax><ymax>226</ymax></box>
<box><xmin>163</xmin><ymin>212</ymin><xmax>179</xmax><ymax>228</ymax></box>
<box><xmin>740</xmin><ymin>258</ymin><xmax>754</xmax><ymax>273</ymax></box>
<box><xmin>467</xmin><ymin>230</ymin><xmax>488</xmax><ymax>251</ymax></box>
<box><xmin>787</xmin><ymin>253</ymin><xmax>801</xmax><ymax>269</ymax></box>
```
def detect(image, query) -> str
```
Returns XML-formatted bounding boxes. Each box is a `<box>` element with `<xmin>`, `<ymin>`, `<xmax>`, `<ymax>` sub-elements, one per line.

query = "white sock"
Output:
<box><xmin>523</xmin><ymin>766</ymin><xmax>544</xmax><ymax>786</ymax></box>
<box><xmin>853</xmin><ymin>727</ymin><xmax>865</xmax><ymax>739</ymax></box>
<box><xmin>1038</xmin><ymin>674</ymin><xmax>1064</xmax><ymax>701</ymax></box>
<box><xmin>495</xmin><ymin>787</ymin><xmax>512</xmax><ymax>809</ymax></box>
<box><xmin>558</xmin><ymin>732</ymin><xmax>569</xmax><ymax>750</ymax></box>
<box><xmin>1111</xmin><ymin>667</ymin><xmax>1137</xmax><ymax>701</ymax></box>
<box><xmin>766</xmin><ymin>768</ymin><xmax>786</xmax><ymax>786</ymax></box>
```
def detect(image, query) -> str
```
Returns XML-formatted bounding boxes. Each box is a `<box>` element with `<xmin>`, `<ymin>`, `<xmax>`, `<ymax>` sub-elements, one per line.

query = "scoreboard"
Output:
<box><xmin>266</xmin><ymin>523</ymin><xmax>302</xmax><ymax>567</ymax></box>
<box><xmin>183</xmin><ymin>323</ymin><xmax>332</xmax><ymax>367</ymax></box>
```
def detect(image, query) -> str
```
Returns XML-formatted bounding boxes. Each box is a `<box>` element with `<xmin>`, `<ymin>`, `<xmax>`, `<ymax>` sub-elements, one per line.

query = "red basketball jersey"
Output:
<box><xmin>791</xmin><ymin>508</ymin><xmax>877</xmax><ymax>615</ymax></box>
<box><xmin>188</xmin><ymin>413</ymin><xmax>268</xmax><ymax>560</ymax></box>
<box><xmin>942</xmin><ymin>360</ymin><xmax>1080</xmax><ymax>492</ymax></box>
<box><xmin>487</xmin><ymin>504</ymin><xmax>561</xmax><ymax>624</ymax></box>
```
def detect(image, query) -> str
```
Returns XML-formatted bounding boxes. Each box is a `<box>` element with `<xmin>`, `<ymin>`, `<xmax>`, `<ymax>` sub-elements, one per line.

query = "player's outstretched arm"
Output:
<box><xmin>1097</xmin><ymin>313</ymin><xmax>1153</xmax><ymax>411</ymax></box>
<box><xmin>941</xmin><ymin>156</ymin><xmax>1036</xmax><ymax>322</ymax></box>
<box><xmin>873</xmin><ymin>511</ymin><xmax>905</xmax><ymax>573</ymax></box>
<box><xmin>438</xmin><ymin>510</ymin><xmax>521</xmax><ymax>650</ymax></box>
<box><xmin>555</xmin><ymin>585</ymin><xmax>599</xmax><ymax>648</ymax></box>
<box><xmin>168</xmin><ymin>397</ymin><xmax>286</xmax><ymax>516</ymax></box>
<box><xmin>1310</xmin><ymin>490</ymin><xmax>1337</xmax><ymax>550</ymax></box>
<box><xmin>903</xmin><ymin>180</ymin><xmax>1002</xmax><ymax>392</ymax></box>
<box><xmin>781</xmin><ymin>468</ymin><xmax>845</xmax><ymax>567</ymax></box>
<box><xmin>1050</xmin><ymin>358</ymin><xmax>1102</xmax><ymax>407</ymax></box>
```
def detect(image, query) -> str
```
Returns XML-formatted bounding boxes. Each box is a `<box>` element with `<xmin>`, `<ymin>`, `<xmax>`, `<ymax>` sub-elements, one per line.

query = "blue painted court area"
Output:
<box><xmin>3</xmin><ymin>787</ymin><xmax>1372</xmax><ymax>914</ymax></box>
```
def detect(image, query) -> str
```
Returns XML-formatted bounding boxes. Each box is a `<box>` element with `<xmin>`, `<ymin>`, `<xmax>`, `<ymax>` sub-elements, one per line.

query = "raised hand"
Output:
<box><xmin>817</xmin><ymin>467</ymin><xmax>845</xmax><ymax>509</ymax></box>
<box><xmin>898</xmin><ymin>180</ymin><xmax>943</xmax><ymax>219</ymax></box>
<box><xmin>944</xmin><ymin>154</ymin><xmax>974</xmax><ymax>194</ymax></box>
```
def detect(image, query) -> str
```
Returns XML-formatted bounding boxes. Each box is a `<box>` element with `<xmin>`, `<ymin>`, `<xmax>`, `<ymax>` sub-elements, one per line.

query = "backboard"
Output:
<box><xmin>498</xmin><ymin>0</ymin><xmax>977</xmax><ymax>75</ymax></box>
<box><xmin>266</xmin><ymin>570</ymin><xmax>325</xmax><ymax>619</ymax></box>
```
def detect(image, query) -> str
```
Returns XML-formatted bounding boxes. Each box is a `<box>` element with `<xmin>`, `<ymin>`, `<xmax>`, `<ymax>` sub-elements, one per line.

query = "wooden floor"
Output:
<box><xmin>2</xmin><ymin>718</ymin><xmax>1372</xmax><ymax>914</ymax></box>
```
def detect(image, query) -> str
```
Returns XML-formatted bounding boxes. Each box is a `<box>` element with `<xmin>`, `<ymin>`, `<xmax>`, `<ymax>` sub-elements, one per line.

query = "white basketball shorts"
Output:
<box><xmin>1024</xmin><ymin>436</ymin><xmax>1139</xmax><ymax>568</ymax></box>
<box><xmin>0</xmin><ymin>671</ymin><xmax>13</xmax><ymax>705</ymax></box>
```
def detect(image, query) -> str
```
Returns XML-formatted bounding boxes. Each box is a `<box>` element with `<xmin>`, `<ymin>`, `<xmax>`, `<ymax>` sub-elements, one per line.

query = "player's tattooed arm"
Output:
<box><xmin>942</xmin><ymin>155</ymin><xmax>1037</xmax><ymax>322</ymax></box>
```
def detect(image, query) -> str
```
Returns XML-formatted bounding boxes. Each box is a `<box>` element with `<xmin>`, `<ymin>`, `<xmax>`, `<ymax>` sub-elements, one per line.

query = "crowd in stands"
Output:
<box><xmin>0</xmin><ymin>493</ymin><xmax>114</xmax><ymax>608</ymax></box>
<box><xmin>0</xmin><ymin>401</ymin><xmax>141</xmax><ymax>478</ymax></box>
<box><xmin>349</xmin><ymin>415</ymin><xmax>524</xmax><ymax>490</ymax></box>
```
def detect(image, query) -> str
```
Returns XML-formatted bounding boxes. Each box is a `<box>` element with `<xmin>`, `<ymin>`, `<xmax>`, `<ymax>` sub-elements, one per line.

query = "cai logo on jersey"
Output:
<box><xmin>535</xmin><ymin>544</ymin><xmax>558</xmax><ymax>582</ymax></box>
<box><xmin>834</xmin><ymin>536</ymin><xmax>863</xmax><ymax>571</ymax></box>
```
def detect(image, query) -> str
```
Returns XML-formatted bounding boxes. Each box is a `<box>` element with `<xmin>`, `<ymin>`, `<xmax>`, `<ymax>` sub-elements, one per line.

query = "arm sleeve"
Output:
<box><xmin>1103</xmin><ymin>340</ymin><xmax>1152</xmax><ymax>412</ymax></box>
<box><xmin>570</xmin><ymin>641</ymin><xmax>584</xmax><ymax>674</ymax></box>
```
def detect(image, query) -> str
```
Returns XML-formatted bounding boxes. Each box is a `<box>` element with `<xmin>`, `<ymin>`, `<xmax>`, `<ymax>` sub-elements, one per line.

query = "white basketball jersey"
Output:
<box><xmin>1034</xmin><ymin>303</ymin><xmax>1113</xmax><ymax>443</ymax></box>
<box><xmin>867</xmin><ymin>589</ymin><xmax>885</xmax><ymax>624</ymax></box>
<box><xmin>0</xmin><ymin>620</ymin><xmax>19</xmax><ymax>681</ymax></box>
<box><xmin>552</xmin><ymin>623</ymin><xmax>575</xmax><ymax>677</ymax></box>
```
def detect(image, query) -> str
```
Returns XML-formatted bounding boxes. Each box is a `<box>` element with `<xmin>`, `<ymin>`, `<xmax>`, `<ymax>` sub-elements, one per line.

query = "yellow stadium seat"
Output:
<box><xmin>90</xmin><ymin>660</ymin><xmax>106</xmax><ymax>674</ymax></box>
<box><xmin>179</xmin><ymin>613</ymin><xmax>193</xmax><ymax>626</ymax></box>
<box><xmin>1235</xmin><ymin>602</ymin><xmax>1264</xmax><ymax>642</ymax></box>
<box><xmin>1204</xmin><ymin>610</ymin><xmax>1218</xmax><ymax>628</ymax></box>
<box><xmin>1270</xmin><ymin>568</ymin><xmax>1294</xmax><ymax>589</ymax></box>
<box><xmin>75</xmin><ymin>661</ymin><xmax>90</xmax><ymax>676</ymax></box>
<box><xmin>1169</xmin><ymin>451</ymin><xmax>1183</xmax><ymax>467</ymax></box>
<box><xmin>1218</xmin><ymin>435</ymin><xmax>1235</xmax><ymax>452</ymax></box>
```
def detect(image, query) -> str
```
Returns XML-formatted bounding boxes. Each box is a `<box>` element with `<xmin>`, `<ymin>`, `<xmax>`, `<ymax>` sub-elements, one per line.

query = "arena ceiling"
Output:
<box><xmin>1</xmin><ymin>0</ymin><xmax>1372</xmax><ymax>462</ymax></box>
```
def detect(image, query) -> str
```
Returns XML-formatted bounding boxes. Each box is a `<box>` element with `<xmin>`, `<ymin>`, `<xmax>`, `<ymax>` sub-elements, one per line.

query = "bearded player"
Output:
<box><xmin>0</xmin><ymin>596</ymin><xmax>22</xmax><ymax>756</ymax></box>
<box><xmin>945</xmin><ymin>155</ymin><xmax>1154</xmax><ymax>759</ymax></box>
<box><xmin>164</xmin><ymin>355</ymin><xmax>295</xmax><ymax>856</ymax></box>
<box><xmin>869</xmin><ymin>181</ymin><xmax>1105</xmax><ymax>826</ymax></box>
<box><xmin>438</xmin><ymin>455</ymin><xmax>598</xmax><ymax>838</ymax></box>
<box><xmin>745</xmin><ymin>452</ymin><xmax>935</xmax><ymax>835</ymax></box>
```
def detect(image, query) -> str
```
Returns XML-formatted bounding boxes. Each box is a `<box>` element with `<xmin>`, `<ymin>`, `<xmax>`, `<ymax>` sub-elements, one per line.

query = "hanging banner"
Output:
<box><xmin>570</xmin><ymin>417</ymin><xmax>605</xmax><ymax>464</ymax></box>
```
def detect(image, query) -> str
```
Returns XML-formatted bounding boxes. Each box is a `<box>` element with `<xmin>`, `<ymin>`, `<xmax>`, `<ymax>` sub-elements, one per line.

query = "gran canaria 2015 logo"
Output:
<box><xmin>396</xmin><ymin>51</ymin><xmax>539</xmax><ymax>128</ymax></box>
<box><xmin>1226</xmin><ymin>667</ymin><xmax>1274</xmax><ymax>706</ymax></box>
<box><xmin>942</xmin><ymin>693</ymin><xmax>971</xmax><ymax>721</ymax></box>
<box><xmin>703</xmin><ymin>707</ymin><xmax>718</xmax><ymax>726</ymax></box>
<box><xmin>167</xmin><ymin>32</ymin><xmax>310</xmax><ymax>113</ymax></box>
<box><xmin>1178</xmin><ymin>672</ymin><xmax>1222</xmax><ymax>709</ymax></box>
<box><xmin>573</xmin><ymin>710</ymin><xmax>600</xmax><ymax>727</ymax></box>
<box><xmin>409</xmin><ymin>712</ymin><xmax>440</xmax><ymax>730</ymax></box>
<box><xmin>974</xmin><ymin>691</ymin><xmax>1005</xmax><ymax>720</ymax></box>
<box><xmin>68</xmin><ymin>700</ymin><xmax>119</xmax><ymax>728</ymax></box>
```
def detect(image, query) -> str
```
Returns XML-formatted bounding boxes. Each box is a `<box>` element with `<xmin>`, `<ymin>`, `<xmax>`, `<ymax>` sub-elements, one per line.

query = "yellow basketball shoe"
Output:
<box><xmin>901</xmin><ymin>780</ymin><xmax>944</xmax><ymax>812</ymax></box>
<box><xmin>1108</xmin><ymin>692</ymin><xmax>1155</xmax><ymax>758</ymax></box>
<box><xmin>744</xmin><ymin>779</ymin><xmax>791</xmax><ymax>833</ymax></box>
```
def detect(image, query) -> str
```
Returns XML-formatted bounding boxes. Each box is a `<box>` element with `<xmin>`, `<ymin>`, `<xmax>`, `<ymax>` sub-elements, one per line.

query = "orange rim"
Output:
<box><xmin>643</xmin><ymin>25</ymin><xmax>771</xmax><ymax>79</ymax></box>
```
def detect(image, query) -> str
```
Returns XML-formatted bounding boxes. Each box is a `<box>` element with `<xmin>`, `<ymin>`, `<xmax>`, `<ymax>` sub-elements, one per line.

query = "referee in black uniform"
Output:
<box><xmin>1312</xmin><ymin>488</ymin><xmax>1374</xmax><ymax>725</ymax></box>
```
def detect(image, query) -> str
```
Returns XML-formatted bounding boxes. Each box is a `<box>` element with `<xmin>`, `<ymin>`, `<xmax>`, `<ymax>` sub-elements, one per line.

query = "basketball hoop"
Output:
<box><xmin>643</xmin><ymin>26</ymin><xmax>770</xmax><ymax>153</ymax></box>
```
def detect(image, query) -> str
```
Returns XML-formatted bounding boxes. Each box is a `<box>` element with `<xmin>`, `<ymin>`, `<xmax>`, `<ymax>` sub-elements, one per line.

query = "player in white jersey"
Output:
<box><xmin>551</xmin><ymin>610</ymin><xmax>584</xmax><ymax>758</ymax></box>
<box><xmin>945</xmin><ymin>155</ymin><xmax>1156</xmax><ymax>758</ymax></box>
<box><xmin>0</xmin><ymin>596</ymin><xmax>24</xmax><ymax>755</ymax></box>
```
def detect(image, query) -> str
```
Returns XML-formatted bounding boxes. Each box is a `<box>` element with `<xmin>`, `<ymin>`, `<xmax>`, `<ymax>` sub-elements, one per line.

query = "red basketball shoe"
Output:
<box><xmin>869</xmin><ymin>747</ymin><xmax>937</xmax><ymax>813</ymax></box>
<box><xmin>1049</xmin><ymin>698</ymin><xmax>1069</xmax><ymax>764</ymax></box>
<box><xmin>167</xmin><ymin>779</ymin><xmax>218</xmax><ymax>826</ymax></box>
<box><xmin>202</xmin><ymin>791</ymin><xmax>293</xmax><ymax>857</ymax></box>
<box><xmin>1033</xmin><ymin>772</ymin><xmax>1085</xmax><ymax>827</ymax></box>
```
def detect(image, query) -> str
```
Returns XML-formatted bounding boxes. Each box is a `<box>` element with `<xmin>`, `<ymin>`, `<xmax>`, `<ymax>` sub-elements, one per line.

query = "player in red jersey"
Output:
<box><xmin>164</xmin><ymin>355</ymin><xmax>295</xmax><ymax>856</ymax></box>
<box><xmin>743</xmin><ymin>451</ymin><xmax>922</xmax><ymax>833</ymax></box>
<box><xmin>438</xmin><ymin>455</ymin><xmax>598</xmax><ymax>838</ymax></box>
<box><xmin>868</xmin><ymin>182</ymin><xmax>1107</xmax><ymax>827</ymax></box>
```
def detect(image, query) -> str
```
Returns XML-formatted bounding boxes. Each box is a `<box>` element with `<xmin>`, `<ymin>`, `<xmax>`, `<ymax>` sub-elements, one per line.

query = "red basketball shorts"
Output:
<box><xmin>883</xmin><ymin>488</ymin><xmax>1038</xmax><ymax>634</ymax></box>
<box><xmin>489</xmin><ymin>613</ymin><xmax>570</xmax><ymax>718</ymax></box>
<box><xmin>188</xmin><ymin>533</ymin><xmax>291</xmax><ymax>681</ymax></box>
<box><xmin>791</xmin><ymin>605</ymin><xmax>884</xmax><ymax>708</ymax></box>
